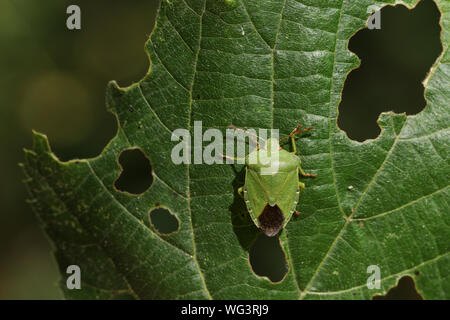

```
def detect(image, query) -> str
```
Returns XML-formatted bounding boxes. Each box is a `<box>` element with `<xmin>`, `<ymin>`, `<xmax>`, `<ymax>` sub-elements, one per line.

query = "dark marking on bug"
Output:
<box><xmin>173</xmin><ymin>192</ymin><xmax>178</xmax><ymax>198</ymax></box>
<box><xmin>155</xmin><ymin>202</ymin><xmax>160</xmax><ymax>207</ymax></box>
<box><xmin>414</xmin><ymin>270</ymin><xmax>420</xmax><ymax>276</ymax></box>
<box><xmin>258</xmin><ymin>204</ymin><xmax>285</xmax><ymax>237</ymax></box>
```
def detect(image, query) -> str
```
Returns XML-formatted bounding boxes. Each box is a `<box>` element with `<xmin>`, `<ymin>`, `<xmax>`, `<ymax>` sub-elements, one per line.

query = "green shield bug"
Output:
<box><xmin>225</xmin><ymin>125</ymin><xmax>316</xmax><ymax>237</ymax></box>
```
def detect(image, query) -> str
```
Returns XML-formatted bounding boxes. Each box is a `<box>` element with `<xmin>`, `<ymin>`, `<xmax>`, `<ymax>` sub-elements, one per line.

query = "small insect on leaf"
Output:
<box><xmin>227</xmin><ymin>124</ymin><xmax>317</xmax><ymax>236</ymax></box>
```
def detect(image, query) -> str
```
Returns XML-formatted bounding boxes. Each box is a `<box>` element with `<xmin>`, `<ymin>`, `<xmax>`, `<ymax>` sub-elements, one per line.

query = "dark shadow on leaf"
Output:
<box><xmin>228</xmin><ymin>164</ymin><xmax>260</xmax><ymax>251</ymax></box>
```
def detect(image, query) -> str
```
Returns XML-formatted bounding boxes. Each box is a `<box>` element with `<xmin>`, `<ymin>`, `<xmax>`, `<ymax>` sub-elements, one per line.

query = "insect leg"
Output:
<box><xmin>237</xmin><ymin>186</ymin><xmax>244</xmax><ymax>199</ymax></box>
<box><xmin>299</xmin><ymin>166</ymin><xmax>317</xmax><ymax>178</ymax></box>
<box><xmin>298</xmin><ymin>181</ymin><xmax>306</xmax><ymax>190</ymax></box>
<box><xmin>279</xmin><ymin>124</ymin><xmax>314</xmax><ymax>153</ymax></box>
<box><xmin>290</xmin><ymin>136</ymin><xmax>297</xmax><ymax>154</ymax></box>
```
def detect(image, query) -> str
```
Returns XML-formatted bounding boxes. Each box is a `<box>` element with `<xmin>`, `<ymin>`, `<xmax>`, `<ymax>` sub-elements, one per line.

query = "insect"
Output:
<box><xmin>224</xmin><ymin>124</ymin><xmax>316</xmax><ymax>237</ymax></box>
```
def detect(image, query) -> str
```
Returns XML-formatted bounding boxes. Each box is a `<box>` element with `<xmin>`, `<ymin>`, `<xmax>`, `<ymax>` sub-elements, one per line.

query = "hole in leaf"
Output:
<box><xmin>22</xmin><ymin>1</ymin><xmax>160</xmax><ymax>161</ymax></box>
<box><xmin>114</xmin><ymin>148</ymin><xmax>153</xmax><ymax>195</ymax></box>
<box><xmin>373</xmin><ymin>276</ymin><xmax>423</xmax><ymax>300</ymax></box>
<box><xmin>249</xmin><ymin>233</ymin><xmax>288</xmax><ymax>282</ymax></box>
<box><xmin>338</xmin><ymin>0</ymin><xmax>442</xmax><ymax>141</ymax></box>
<box><xmin>149</xmin><ymin>208</ymin><xmax>179</xmax><ymax>235</ymax></box>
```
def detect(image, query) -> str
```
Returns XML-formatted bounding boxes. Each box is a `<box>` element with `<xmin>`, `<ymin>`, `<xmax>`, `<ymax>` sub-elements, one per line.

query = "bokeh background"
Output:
<box><xmin>0</xmin><ymin>0</ymin><xmax>442</xmax><ymax>299</ymax></box>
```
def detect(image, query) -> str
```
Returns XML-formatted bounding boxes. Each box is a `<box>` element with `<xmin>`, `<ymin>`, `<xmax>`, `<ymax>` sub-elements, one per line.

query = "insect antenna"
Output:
<box><xmin>279</xmin><ymin>124</ymin><xmax>314</xmax><ymax>142</ymax></box>
<box><xmin>228</xmin><ymin>125</ymin><xmax>266</xmax><ymax>150</ymax></box>
<box><xmin>219</xmin><ymin>153</ymin><xmax>246</xmax><ymax>161</ymax></box>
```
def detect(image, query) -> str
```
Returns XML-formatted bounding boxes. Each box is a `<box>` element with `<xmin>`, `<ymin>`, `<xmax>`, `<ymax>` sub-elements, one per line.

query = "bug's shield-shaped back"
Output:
<box><xmin>245</xmin><ymin>165</ymin><xmax>300</xmax><ymax>237</ymax></box>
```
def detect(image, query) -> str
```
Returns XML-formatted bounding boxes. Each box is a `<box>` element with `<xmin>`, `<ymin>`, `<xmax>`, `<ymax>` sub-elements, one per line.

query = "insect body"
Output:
<box><xmin>228</xmin><ymin>125</ymin><xmax>316</xmax><ymax>237</ymax></box>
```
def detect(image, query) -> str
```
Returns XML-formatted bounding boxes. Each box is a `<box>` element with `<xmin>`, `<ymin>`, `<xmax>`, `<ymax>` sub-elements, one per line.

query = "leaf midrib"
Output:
<box><xmin>297</xmin><ymin>0</ymin><xmax>346</xmax><ymax>298</ymax></box>
<box><xmin>185</xmin><ymin>0</ymin><xmax>212</xmax><ymax>300</ymax></box>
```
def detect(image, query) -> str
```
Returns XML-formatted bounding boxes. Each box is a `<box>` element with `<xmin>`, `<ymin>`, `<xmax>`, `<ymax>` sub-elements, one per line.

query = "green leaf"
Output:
<box><xmin>22</xmin><ymin>0</ymin><xmax>449</xmax><ymax>299</ymax></box>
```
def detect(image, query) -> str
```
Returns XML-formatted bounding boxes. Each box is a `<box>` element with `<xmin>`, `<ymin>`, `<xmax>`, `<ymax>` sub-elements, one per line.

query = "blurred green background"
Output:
<box><xmin>0</xmin><ymin>0</ymin><xmax>159</xmax><ymax>299</ymax></box>
<box><xmin>0</xmin><ymin>0</ymin><xmax>441</xmax><ymax>299</ymax></box>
